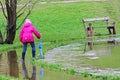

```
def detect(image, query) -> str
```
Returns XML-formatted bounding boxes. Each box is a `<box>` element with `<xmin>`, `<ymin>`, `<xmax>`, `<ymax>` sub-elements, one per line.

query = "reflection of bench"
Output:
<box><xmin>82</xmin><ymin>17</ymin><xmax>116</xmax><ymax>37</ymax></box>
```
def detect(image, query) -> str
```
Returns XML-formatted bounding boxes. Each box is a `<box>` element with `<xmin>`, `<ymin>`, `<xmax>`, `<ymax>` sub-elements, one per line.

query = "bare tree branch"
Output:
<box><xmin>17</xmin><ymin>12</ymin><xmax>24</xmax><ymax>18</ymax></box>
<box><xmin>0</xmin><ymin>0</ymin><xmax>39</xmax><ymax>44</ymax></box>
<box><xmin>17</xmin><ymin>1</ymin><xmax>31</xmax><ymax>14</ymax></box>
<box><xmin>16</xmin><ymin>10</ymin><xmax>30</xmax><ymax>30</ymax></box>
<box><xmin>16</xmin><ymin>0</ymin><xmax>39</xmax><ymax>30</ymax></box>
<box><xmin>30</xmin><ymin>0</ymin><xmax>38</xmax><ymax>10</ymax></box>
<box><xmin>0</xmin><ymin>1</ymin><xmax>7</xmax><ymax>19</ymax></box>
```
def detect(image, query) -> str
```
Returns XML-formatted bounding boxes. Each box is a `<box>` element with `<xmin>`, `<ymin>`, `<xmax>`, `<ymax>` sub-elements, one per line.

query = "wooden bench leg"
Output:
<box><xmin>108</xmin><ymin>28</ymin><xmax>112</xmax><ymax>34</ymax></box>
<box><xmin>107</xmin><ymin>22</ymin><xmax>116</xmax><ymax>35</ymax></box>
<box><xmin>88</xmin><ymin>41</ymin><xmax>93</xmax><ymax>50</ymax></box>
<box><xmin>84</xmin><ymin>41</ymin><xmax>94</xmax><ymax>53</ymax></box>
<box><xmin>89</xmin><ymin>23</ymin><xmax>94</xmax><ymax>37</ymax></box>
<box><xmin>113</xmin><ymin>22</ymin><xmax>116</xmax><ymax>34</ymax></box>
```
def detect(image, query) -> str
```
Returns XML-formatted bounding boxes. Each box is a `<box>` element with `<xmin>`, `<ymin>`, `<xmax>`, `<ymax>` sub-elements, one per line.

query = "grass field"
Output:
<box><xmin>0</xmin><ymin>0</ymin><xmax>120</xmax><ymax>52</ymax></box>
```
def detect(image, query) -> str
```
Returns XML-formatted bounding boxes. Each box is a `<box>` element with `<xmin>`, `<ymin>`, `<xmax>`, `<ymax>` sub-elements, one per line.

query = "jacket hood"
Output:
<box><xmin>23</xmin><ymin>19</ymin><xmax>32</xmax><ymax>27</ymax></box>
<box><xmin>24</xmin><ymin>23</ymin><xmax>32</xmax><ymax>27</ymax></box>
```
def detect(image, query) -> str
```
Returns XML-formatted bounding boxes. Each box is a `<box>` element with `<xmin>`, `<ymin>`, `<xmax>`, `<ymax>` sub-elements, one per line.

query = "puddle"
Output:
<box><xmin>44</xmin><ymin>37</ymin><xmax>120</xmax><ymax>76</ymax></box>
<box><xmin>0</xmin><ymin>50</ymin><xmax>90</xmax><ymax>80</ymax></box>
<box><xmin>0</xmin><ymin>50</ymin><xmax>19</xmax><ymax>77</ymax></box>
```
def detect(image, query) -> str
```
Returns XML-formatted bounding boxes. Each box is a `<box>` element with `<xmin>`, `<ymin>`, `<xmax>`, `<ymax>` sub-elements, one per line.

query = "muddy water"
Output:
<box><xmin>44</xmin><ymin>38</ymin><xmax>120</xmax><ymax>76</ymax></box>
<box><xmin>0</xmin><ymin>50</ymin><xmax>90</xmax><ymax>80</ymax></box>
<box><xmin>0</xmin><ymin>50</ymin><xmax>19</xmax><ymax>78</ymax></box>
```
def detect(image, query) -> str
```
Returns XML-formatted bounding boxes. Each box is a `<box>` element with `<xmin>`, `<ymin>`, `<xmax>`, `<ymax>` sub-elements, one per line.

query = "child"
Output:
<box><xmin>19</xmin><ymin>19</ymin><xmax>41</xmax><ymax>62</ymax></box>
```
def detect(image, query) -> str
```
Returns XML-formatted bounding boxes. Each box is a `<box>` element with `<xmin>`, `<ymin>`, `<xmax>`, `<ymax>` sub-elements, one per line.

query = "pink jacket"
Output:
<box><xmin>19</xmin><ymin>20</ymin><xmax>41</xmax><ymax>43</ymax></box>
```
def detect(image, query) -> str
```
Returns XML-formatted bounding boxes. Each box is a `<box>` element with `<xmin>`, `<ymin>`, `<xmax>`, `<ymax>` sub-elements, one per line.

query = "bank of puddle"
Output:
<box><xmin>0</xmin><ymin>37</ymin><xmax>120</xmax><ymax>79</ymax></box>
<box><xmin>0</xmin><ymin>50</ymin><xmax>89</xmax><ymax>80</ymax></box>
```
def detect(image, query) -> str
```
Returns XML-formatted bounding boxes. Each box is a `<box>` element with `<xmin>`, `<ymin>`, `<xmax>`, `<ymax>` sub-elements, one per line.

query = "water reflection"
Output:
<box><xmin>107</xmin><ymin>39</ymin><xmax>116</xmax><ymax>45</ymax></box>
<box><xmin>7</xmin><ymin>50</ymin><xmax>19</xmax><ymax>78</ymax></box>
<box><xmin>0</xmin><ymin>53</ymin><xmax>2</xmax><ymax>64</ymax></box>
<box><xmin>84</xmin><ymin>41</ymin><xmax>93</xmax><ymax>52</ymax></box>
<box><xmin>22</xmin><ymin>62</ymin><xmax>36</xmax><ymax>80</ymax></box>
<box><xmin>84</xmin><ymin>39</ymin><xmax>116</xmax><ymax>54</ymax></box>
<box><xmin>40</xmin><ymin>69</ymin><xmax>44</xmax><ymax>80</ymax></box>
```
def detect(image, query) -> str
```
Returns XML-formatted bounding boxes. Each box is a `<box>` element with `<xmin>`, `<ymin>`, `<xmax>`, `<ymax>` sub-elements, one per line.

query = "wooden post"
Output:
<box><xmin>84</xmin><ymin>41</ymin><xmax>87</xmax><ymax>53</ymax></box>
<box><xmin>106</xmin><ymin>19</ymin><xmax>110</xmax><ymax>26</ymax></box>
<box><xmin>106</xmin><ymin>19</ymin><xmax>112</xmax><ymax>34</ymax></box>
<box><xmin>89</xmin><ymin>23</ymin><xmax>94</xmax><ymax>37</ymax></box>
<box><xmin>107</xmin><ymin>22</ymin><xmax>116</xmax><ymax>35</ymax></box>
<box><xmin>84</xmin><ymin>40</ymin><xmax>93</xmax><ymax>53</ymax></box>
<box><xmin>107</xmin><ymin>26</ymin><xmax>112</xmax><ymax>34</ymax></box>
<box><xmin>82</xmin><ymin>19</ymin><xmax>89</xmax><ymax>37</ymax></box>
<box><xmin>88</xmin><ymin>41</ymin><xmax>93</xmax><ymax>50</ymax></box>
<box><xmin>112</xmin><ymin>22</ymin><xmax>116</xmax><ymax>34</ymax></box>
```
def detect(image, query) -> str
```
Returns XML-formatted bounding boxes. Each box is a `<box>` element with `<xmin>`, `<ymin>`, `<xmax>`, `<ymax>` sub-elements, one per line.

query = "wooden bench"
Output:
<box><xmin>82</xmin><ymin>17</ymin><xmax>116</xmax><ymax>37</ymax></box>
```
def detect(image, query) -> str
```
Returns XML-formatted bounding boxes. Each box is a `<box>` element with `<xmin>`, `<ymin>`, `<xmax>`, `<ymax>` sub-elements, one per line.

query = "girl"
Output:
<box><xmin>19</xmin><ymin>19</ymin><xmax>41</xmax><ymax>62</ymax></box>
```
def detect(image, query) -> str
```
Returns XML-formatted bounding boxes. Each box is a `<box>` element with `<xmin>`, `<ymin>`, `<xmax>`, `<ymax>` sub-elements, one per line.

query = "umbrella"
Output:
<box><xmin>38</xmin><ymin>42</ymin><xmax>44</xmax><ymax>59</ymax></box>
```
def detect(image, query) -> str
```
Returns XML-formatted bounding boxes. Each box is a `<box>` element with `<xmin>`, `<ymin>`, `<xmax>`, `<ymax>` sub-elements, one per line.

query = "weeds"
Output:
<box><xmin>0</xmin><ymin>74</ymin><xmax>21</xmax><ymax>80</ymax></box>
<box><xmin>35</xmin><ymin>60</ymin><xmax>120</xmax><ymax>80</ymax></box>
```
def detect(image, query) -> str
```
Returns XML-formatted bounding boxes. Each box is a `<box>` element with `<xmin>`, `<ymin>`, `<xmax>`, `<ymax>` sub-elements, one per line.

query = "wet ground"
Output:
<box><xmin>44</xmin><ymin>37</ymin><xmax>120</xmax><ymax>76</ymax></box>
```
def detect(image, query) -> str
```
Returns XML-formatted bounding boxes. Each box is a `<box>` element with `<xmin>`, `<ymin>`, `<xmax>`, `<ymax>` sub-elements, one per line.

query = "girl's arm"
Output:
<box><xmin>32</xmin><ymin>26</ymin><xmax>41</xmax><ymax>39</ymax></box>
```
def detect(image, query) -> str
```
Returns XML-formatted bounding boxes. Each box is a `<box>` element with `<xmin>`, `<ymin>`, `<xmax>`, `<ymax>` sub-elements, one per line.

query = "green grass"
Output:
<box><xmin>0</xmin><ymin>74</ymin><xmax>21</xmax><ymax>80</ymax></box>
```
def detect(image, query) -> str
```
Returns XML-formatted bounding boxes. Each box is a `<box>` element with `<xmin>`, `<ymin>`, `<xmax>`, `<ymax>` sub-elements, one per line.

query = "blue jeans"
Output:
<box><xmin>22</xmin><ymin>42</ymin><xmax>36</xmax><ymax>60</ymax></box>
